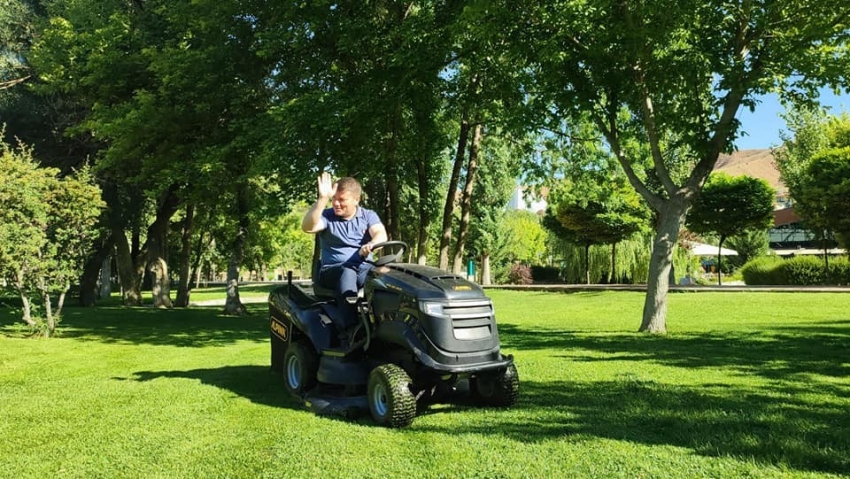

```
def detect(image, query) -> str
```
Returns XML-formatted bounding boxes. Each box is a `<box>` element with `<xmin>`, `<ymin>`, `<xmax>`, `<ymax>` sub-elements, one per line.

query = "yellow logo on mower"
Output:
<box><xmin>271</xmin><ymin>318</ymin><xmax>289</xmax><ymax>341</ymax></box>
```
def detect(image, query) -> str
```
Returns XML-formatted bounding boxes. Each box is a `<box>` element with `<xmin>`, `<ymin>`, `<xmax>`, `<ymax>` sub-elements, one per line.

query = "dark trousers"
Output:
<box><xmin>319</xmin><ymin>262</ymin><xmax>373</xmax><ymax>330</ymax></box>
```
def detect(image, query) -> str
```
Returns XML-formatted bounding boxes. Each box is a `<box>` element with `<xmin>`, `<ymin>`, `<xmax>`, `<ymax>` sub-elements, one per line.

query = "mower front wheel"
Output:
<box><xmin>471</xmin><ymin>362</ymin><xmax>519</xmax><ymax>407</ymax></box>
<box><xmin>367</xmin><ymin>364</ymin><xmax>416</xmax><ymax>428</ymax></box>
<box><xmin>283</xmin><ymin>340</ymin><xmax>319</xmax><ymax>397</ymax></box>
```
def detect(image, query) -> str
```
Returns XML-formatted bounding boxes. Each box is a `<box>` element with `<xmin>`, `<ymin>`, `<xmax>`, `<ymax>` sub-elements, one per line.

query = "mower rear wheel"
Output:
<box><xmin>471</xmin><ymin>362</ymin><xmax>519</xmax><ymax>407</ymax></box>
<box><xmin>367</xmin><ymin>364</ymin><xmax>416</xmax><ymax>428</ymax></box>
<box><xmin>283</xmin><ymin>340</ymin><xmax>318</xmax><ymax>396</ymax></box>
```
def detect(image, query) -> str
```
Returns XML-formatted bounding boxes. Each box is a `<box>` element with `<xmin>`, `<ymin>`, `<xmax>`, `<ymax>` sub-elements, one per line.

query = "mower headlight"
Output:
<box><xmin>419</xmin><ymin>301</ymin><xmax>443</xmax><ymax>316</ymax></box>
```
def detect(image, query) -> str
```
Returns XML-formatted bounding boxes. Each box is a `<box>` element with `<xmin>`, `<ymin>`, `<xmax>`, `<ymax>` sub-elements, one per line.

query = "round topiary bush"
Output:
<box><xmin>740</xmin><ymin>255</ymin><xmax>784</xmax><ymax>285</ymax></box>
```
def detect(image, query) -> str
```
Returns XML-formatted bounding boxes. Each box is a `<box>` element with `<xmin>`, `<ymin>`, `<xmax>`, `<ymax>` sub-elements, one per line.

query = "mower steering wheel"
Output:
<box><xmin>368</xmin><ymin>241</ymin><xmax>408</xmax><ymax>266</ymax></box>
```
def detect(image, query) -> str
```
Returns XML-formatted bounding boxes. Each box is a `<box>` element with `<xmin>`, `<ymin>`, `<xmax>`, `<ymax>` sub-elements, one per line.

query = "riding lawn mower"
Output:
<box><xmin>269</xmin><ymin>241</ymin><xmax>519</xmax><ymax>428</ymax></box>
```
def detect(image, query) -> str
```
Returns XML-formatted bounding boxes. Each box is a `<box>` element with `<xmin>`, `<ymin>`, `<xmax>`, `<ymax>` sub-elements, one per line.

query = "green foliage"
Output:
<box><xmin>740</xmin><ymin>255</ymin><xmax>786</xmax><ymax>285</ymax></box>
<box><xmin>0</xmin><ymin>0</ymin><xmax>34</xmax><ymax>87</ymax></box>
<box><xmin>782</xmin><ymin>256</ymin><xmax>829</xmax><ymax>286</ymax></box>
<box><xmin>548</xmin><ymin>234</ymin><xmax>653</xmax><ymax>284</ymax></box>
<box><xmin>740</xmin><ymin>255</ymin><xmax>850</xmax><ymax>286</ymax></box>
<box><xmin>777</xmin><ymin>111</ymin><xmax>850</xmax><ymax>249</ymax></box>
<box><xmin>775</xmin><ymin>106</ymin><xmax>831</xmax><ymax>198</ymax></box>
<box><xmin>546</xmin><ymin>176</ymin><xmax>649</xmax><ymax>248</ymax></box>
<box><xmin>686</xmin><ymin>172</ymin><xmax>776</xmax><ymax>244</ymax></box>
<box><xmin>724</xmin><ymin>230</ymin><xmax>771</xmax><ymax>268</ymax></box>
<box><xmin>828</xmin><ymin>257</ymin><xmax>850</xmax><ymax>285</ymax></box>
<box><xmin>501</xmin><ymin>209</ymin><xmax>548</xmax><ymax>264</ymax></box>
<box><xmin>468</xmin><ymin>134</ymin><xmax>530</xmax><ymax>269</ymax></box>
<box><xmin>0</xmin><ymin>137</ymin><xmax>104</xmax><ymax>334</ymax></box>
<box><xmin>544</xmin><ymin>174</ymin><xmax>650</xmax><ymax>284</ymax></box>
<box><xmin>796</xmin><ymin>146</ymin><xmax>850</xmax><ymax>247</ymax></box>
<box><xmin>275</xmin><ymin>206</ymin><xmax>314</xmax><ymax>278</ymax></box>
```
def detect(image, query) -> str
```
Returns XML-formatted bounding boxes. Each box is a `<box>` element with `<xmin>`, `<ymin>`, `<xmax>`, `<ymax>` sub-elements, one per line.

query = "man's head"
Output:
<box><xmin>332</xmin><ymin>177</ymin><xmax>362</xmax><ymax>220</ymax></box>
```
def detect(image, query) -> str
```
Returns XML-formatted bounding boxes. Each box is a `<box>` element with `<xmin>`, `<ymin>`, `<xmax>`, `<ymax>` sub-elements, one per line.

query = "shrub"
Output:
<box><xmin>740</xmin><ymin>255</ymin><xmax>784</xmax><ymax>285</ymax></box>
<box><xmin>828</xmin><ymin>257</ymin><xmax>850</xmax><ymax>285</ymax></box>
<box><xmin>741</xmin><ymin>255</ymin><xmax>850</xmax><ymax>285</ymax></box>
<box><xmin>781</xmin><ymin>256</ymin><xmax>827</xmax><ymax>285</ymax></box>
<box><xmin>507</xmin><ymin>263</ymin><xmax>533</xmax><ymax>285</ymax></box>
<box><xmin>530</xmin><ymin>265</ymin><xmax>560</xmax><ymax>283</ymax></box>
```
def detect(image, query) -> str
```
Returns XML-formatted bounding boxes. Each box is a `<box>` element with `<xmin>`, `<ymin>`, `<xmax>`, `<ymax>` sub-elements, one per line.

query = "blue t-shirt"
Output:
<box><xmin>318</xmin><ymin>207</ymin><xmax>382</xmax><ymax>267</ymax></box>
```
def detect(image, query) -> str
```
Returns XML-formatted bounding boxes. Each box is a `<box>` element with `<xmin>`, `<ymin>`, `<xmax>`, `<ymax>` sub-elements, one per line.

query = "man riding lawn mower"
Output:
<box><xmin>271</xmin><ymin>173</ymin><xmax>517</xmax><ymax>427</ymax></box>
<box><xmin>268</xmin><ymin>241</ymin><xmax>519</xmax><ymax>428</ymax></box>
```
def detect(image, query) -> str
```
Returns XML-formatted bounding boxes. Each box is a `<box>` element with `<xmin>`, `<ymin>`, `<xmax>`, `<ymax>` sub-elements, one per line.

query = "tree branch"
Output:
<box><xmin>0</xmin><ymin>75</ymin><xmax>31</xmax><ymax>90</ymax></box>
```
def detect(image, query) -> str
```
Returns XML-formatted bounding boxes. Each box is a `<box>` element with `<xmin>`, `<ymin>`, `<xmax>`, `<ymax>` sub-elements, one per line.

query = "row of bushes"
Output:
<box><xmin>502</xmin><ymin>255</ymin><xmax>850</xmax><ymax>286</ymax></box>
<box><xmin>740</xmin><ymin>255</ymin><xmax>850</xmax><ymax>285</ymax></box>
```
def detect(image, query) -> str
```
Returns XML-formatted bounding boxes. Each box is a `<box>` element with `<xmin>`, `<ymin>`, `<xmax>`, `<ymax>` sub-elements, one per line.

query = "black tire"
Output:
<box><xmin>283</xmin><ymin>340</ymin><xmax>319</xmax><ymax>396</ymax></box>
<box><xmin>367</xmin><ymin>364</ymin><xmax>416</xmax><ymax>428</ymax></box>
<box><xmin>471</xmin><ymin>362</ymin><xmax>519</xmax><ymax>407</ymax></box>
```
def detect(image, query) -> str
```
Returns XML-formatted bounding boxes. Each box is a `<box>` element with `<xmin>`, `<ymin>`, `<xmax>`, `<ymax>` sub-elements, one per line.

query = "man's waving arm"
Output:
<box><xmin>302</xmin><ymin>172</ymin><xmax>335</xmax><ymax>233</ymax></box>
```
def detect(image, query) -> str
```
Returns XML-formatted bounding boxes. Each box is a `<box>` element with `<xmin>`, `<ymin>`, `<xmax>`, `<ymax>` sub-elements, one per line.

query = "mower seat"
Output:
<box><xmin>311</xmin><ymin>260</ymin><xmax>337</xmax><ymax>300</ymax></box>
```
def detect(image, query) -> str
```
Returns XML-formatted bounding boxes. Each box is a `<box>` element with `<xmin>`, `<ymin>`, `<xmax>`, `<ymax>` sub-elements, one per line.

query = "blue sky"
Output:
<box><xmin>734</xmin><ymin>89</ymin><xmax>849</xmax><ymax>150</ymax></box>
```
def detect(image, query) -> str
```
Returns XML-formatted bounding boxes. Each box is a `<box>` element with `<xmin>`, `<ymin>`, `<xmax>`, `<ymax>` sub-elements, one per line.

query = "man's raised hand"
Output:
<box><xmin>317</xmin><ymin>171</ymin><xmax>337</xmax><ymax>199</ymax></box>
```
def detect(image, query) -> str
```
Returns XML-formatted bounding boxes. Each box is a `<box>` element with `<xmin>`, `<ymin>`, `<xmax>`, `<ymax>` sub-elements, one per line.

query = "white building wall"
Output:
<box><xmin>508</xmin><ymin>184</ymin><xmax>547</xmax><ymax>213</ymax></box>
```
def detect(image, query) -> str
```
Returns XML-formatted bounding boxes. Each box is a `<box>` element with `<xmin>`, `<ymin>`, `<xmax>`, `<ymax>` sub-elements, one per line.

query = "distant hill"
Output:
<box><xmin>714</xmin><ymin>149</ymin><xmax>786</xmax><ymax>197</ymax></box>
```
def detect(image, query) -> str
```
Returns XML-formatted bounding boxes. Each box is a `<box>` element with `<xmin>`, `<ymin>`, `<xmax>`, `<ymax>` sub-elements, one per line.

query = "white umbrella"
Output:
<box><xmin>686</xmin><ymin>241</ymin><xmax>738</xmax><ymax>256</ymax></box>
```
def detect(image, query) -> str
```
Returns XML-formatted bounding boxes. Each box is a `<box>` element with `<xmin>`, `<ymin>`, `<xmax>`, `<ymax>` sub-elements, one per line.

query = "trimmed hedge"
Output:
<box><xmin>741</xmin><ymin>255</ymin><xmax>850</xmax><ymax>285</ymax></box>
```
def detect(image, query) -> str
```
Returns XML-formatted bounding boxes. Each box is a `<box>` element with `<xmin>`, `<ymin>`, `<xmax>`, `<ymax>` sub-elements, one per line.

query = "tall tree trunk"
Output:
<box><xmin>191</xmin><ymin>224</ymin><xmax>210</xmax><ymax>289</ymax></box>
<box><xmin>79</xmin><ymin>232</ymin><xmax>114</xmax><ymax>306</ymax></box>
<box><xmin>15</xmin><ymin>270</ymin><xmax>35</xmax><ymax>327</ymax></box>
<box><xmin>147</xmin><ymin>189</ymin><xmax>180</xmax><ymax>309</ymax></box>
<box><xmin>39</xmin><ymin>275</ymin><xmax>55</xmax><ymax>337</ymax></box>
<box><xmin>224</xmin><ymin>189</ymin><xmax>249</xmax><ymax>316</ymax></box>
<box><xmin>640</xmin><ymin>203</ymin><xmax>687</xmax><ymax>333</ymax></box>
<box><xmin>822</xmin><ymin>233</ymin><xmax>830</xmax><ymax>282</ymax></box>
<box><xmin>452</xmin><ymin>123</ymin><xmax>482</xmax><ymax>274</ymax></box>
<box><xmin>385</xmin><ymin>107</ymin><xmax>402</xmax><ymax>242</ymax></box>
<box><xmin>56</xmin><ymin>284</ymin><xmax>69</xmax><ymax>319</ymax></box>
<box><xmin>584</xmin><ymin>243</ymin><xmax>591</xmax><ymax>285</ymax></box>
<box><xmin>416</xmin><ymin>152</ymin><xmax>431</xmax><ymax>265</ymax></box>
<box><xmin>175</xmin><ymin>203</ymin><xmax>195</xmax><ymax>307</ymax></box>
<box><xmin>100</xmin><ymin>257</ymin><xmax>112</xmax><ymax>298</ymax></box>
<box><xmin>481</xmin><ymin>253</ymin><xmax>491</xmax><ymax>285</ymax></box>
<box><xmin>113</xmin><ymin>226</ymin><xmax>143</xmax><ymax>306</ymax></box>
<box><xmin>611</xmin><ymin>242</ymin><xmax>617</xmax><ymax>284</ymax></box>
<box><xmin>439</xmin><ymin>110</ymin><xmax>470</xmax><ymax>271</ymax></box>
<box><xmin>717</xmin><ymin>235</ymin><xmax>726</xmax><ymax>286</ymax></box>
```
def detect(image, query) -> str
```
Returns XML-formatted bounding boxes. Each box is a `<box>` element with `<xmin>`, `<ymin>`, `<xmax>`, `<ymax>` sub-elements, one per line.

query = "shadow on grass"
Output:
<box><xmin>482</xmin><ymin>321</ymin><xmax>850</xmax><ymax>474</ymax></box>
<box><xmin>419</xmin><ymin>377</ymin><xmax>850</xmax><ymax>475</ymax></box>
<box><xmin>0</xmin><ymin>304</ymin><xmax>270</xmax><ymax>347</ymax></box>
<box><xmin>125</xmin><ymin>364</ymin><xmax>850</xmax><ymax>475</ymax></box>
<box><xmin>498</xmin><ymin>322</ymin><xmax>850</xmax><ymax>382</ymax></box>
<box><xmin>128</xmin><ymin>365</ymin><xmax>302</xmax><ymax>410</ymax></box>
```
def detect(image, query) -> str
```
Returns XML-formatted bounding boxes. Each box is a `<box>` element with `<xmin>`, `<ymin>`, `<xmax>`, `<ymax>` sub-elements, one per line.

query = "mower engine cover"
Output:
<box><xmin>367</xmin><ymin>263</ymin><xmax>504</xmax><ymax>369</ymax></box>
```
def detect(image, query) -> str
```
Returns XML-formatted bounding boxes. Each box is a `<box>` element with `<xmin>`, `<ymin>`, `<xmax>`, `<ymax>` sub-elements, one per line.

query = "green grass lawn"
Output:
<box><xmin>1</xmin><ymin>290</ymin><xmax>848</xmax><ymax>478</ymax></box>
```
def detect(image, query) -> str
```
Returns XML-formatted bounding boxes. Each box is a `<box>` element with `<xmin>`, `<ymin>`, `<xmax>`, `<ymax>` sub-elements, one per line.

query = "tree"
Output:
<box><xmin>467</xmin><ymin>134</ymin><xmax>528</xmax><ymax>284</ymax></box>
<box><xmin>724</xmin><ymin>229</ymin><xmax>770</xmax><ymax>267</ymax></box>
<box><xmin>544</xmin><ymin>177</ymin><xmax>648</xmax><ymax>284</ymax></box>
<box><xmin>797</xmin><ymin>147</ymin><xmax>850</xmax><ymax>249</ymax></box>
<box><xmin>501</xmin><ymin>209</ymin><xmax>547</xmax><ymax>263</ymax></box>
<box><xmin>777</xmin><ymin>111</ymin><xmax>850</xmax><ymax>271</ymax></box>
<box><xmin>495</xmin><ymin>0</ymin><xmax>850</xmax><ymax>332</ymax></box>
<box><xmin>685</xmin><ymin>172</ymin><xmax>775</xmax><ymax>285</ymax></box>
<box><xmin>0</xmin><ymin>138</ymin><xmax>103</xmax><ymax>336</ymax></box>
